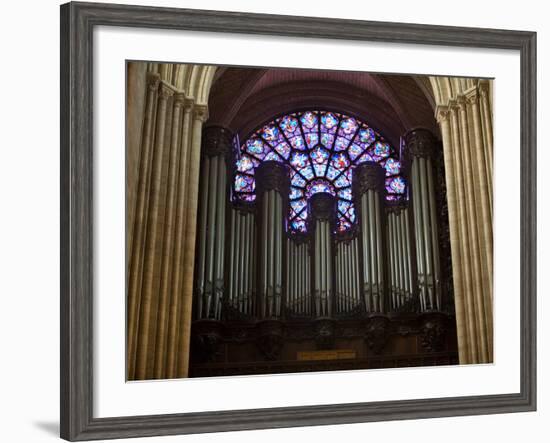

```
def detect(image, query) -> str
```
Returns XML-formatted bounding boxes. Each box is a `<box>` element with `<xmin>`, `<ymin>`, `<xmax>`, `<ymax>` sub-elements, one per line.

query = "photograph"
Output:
<box><xmin>125</xmin><ymin>62</ymin><xmax>494</xmax><ymax>380</ymax></box>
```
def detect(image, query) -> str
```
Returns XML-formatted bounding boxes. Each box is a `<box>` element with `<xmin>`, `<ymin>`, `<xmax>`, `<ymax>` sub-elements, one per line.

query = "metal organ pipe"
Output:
<box><xmin>194</xmin><ymin>127</ymin><xmax>234</xmax><ymax>320</ymax></box>
<box><xmin>354</xmin><ymin>163</ymin><xmax>385</xmax><ymax>314</ymax></box>
<box><xmin>405</xmin><ymin>129</ymin><xmax>441</xmax><ymax>313</ymax></box>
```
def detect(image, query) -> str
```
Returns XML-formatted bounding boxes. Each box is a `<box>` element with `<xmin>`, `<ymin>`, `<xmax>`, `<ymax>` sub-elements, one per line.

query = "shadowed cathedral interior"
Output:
<box><xmin>126</xmin><ymin>62</ymin><xmax>494</xmax><ymax>380</ymax></box>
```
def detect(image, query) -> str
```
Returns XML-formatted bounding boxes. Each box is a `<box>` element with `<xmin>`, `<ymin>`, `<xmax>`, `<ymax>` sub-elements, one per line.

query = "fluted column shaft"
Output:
<box><xmin>436</xmin><ymin>86</ymin><xmax>493</xmax><ymax>364</ymax></box>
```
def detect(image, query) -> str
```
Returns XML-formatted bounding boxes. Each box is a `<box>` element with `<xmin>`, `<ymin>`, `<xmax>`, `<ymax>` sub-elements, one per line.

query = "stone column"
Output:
<box><xmin>353</xmin><ymin>163</ymin><xmax>386</xmax><ymax>313</ymax></box>
<box><xmin>194</xmin><ymin>126</ymin><xmax>233</xmax><ymax>320</ymax></box>
<box><xmin>256</xmin><ymin>162</ymin><xmax>289</xmax><ymax>319</ymax></box>
<box><xmin>405</xmin><ymin>129</ymin><xmax>441</xmax><ymax>313</ymax></box>
<box><xmin>134</xmin><ymin>82</ymin><xmax>174</xmax><ymax>380</ymax></box>
<box><xmin>310</xmin><ymin>193</ymin><xmax>336</xmax><ymax>318</ymax></box>
<box><xmin>127</xmin><ymin>72</ymin><xmax>160</xmax><ymax>380</ymax></box>
<box><xmin>436</xmin><ymin>89</ymin><xmax>493</xmax><ymax>364</ymax></box>
<box><xmin>176</xmin><ymin>104</ymin><xmax>209</xmax><ymax>377</ymax></box>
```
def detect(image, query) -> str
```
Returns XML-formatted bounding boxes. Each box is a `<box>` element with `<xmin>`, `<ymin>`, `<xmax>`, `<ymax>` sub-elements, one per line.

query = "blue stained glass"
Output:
<box><xmin>321</xmin><ymin>112</ymin><xmax>338</xmax><ymax>129</ymax></box>
<box><xmin>290</xmin><ymin>152</ymin><xmax>309</xmax><ymax>169</ymax></box>
<box><xmin>374</xmin><ymin>141</ymin><xmax>390</xmax><ymax>158</ymax></box>
<box><xmin>331</xmin><ymin>153</ymin><xmax>350</xmax><ymax>170</ymax></box>
<box><xmin>338</xmin><ymin>188</ymin><xmax>352</xmax><ymax>200</ymax></box>
<box><xmin>349</xmin><ymin>143</ymin><xmax>364</xmax><ymax>160</ymax></box>
<box><xmin>384</xmin><ymin>158</ymin><xmax>401</xmax><ymax>175</ymax></box>
<box><xmin>338</xmin><ymin>219</ymin><xmax>352</xmax><ymax>232</ymax></box>
<box><xmin>238</xmin><ymin>193</ymin><xmax>256</xmax><ymax>202</ymax></box>
<box><xmin>262</xmin><ymin>125</ymin><xmax>279</xmax><ymax>141</ymax></box>
<box><xmin>386</xmin><ymin>194</ymin><xmax>402</xmax><ymax>202</ymax></box>
<box><xmin>264</xmin><ymin>151</ymin><xmax>282</xmax><ymax>162</ymax></box>
<box><xmin>334</xmin><ymin>136</ymin><xmax>349</xmax><ymax>151</ymax></box>
<box><xmin>274</xmin><ymin>142</ymin><xmax>291</xmax><ymax>159</ymax></box>
<box><xmin>320</xmin><ymin>133</ymin><xmax>333</xmax><ymax>147</ymax></box>
<box><xmin>335</xmin><ymin>173</ymin><xmax>351</xmax><ymax>188</ymax></box>
<box><xmin>387</xmin><ymin>176</ymin><xmax>406</xmax><ymax>194</ymax></box>
<box><xmin>290</xmin><ymin>198</ymin><xmax>307</xmax><ymax>214</ymax></box>
<box><xmin>340</xmin><ymin>118</ymin><xmax>358</xmax><ymax>135</ymax></box>
<box><xmin>291</xmin><ymin>172</ymin><xmax>306</xmax><ymax>188</ymax></box>
<box><xmin>236</xmin><ymin>155</ymin><xmax>256</xmax><ymax>172</ymax></box>
<box><xmin>359</xmin><ymin>127</ymin><xmax>376</xmax><ymax>145</ymax></box>
<box><xmin>313</xmin><ymin>164</ymin><xmax>326</xmax><ymax>177</ymax></box>
<box><xmin>326</xmin><ymin>165</ymin><xmax>340</xmax><ymax>180</ymax></box>
<box><xmin>306</xmin><ymin>179</ymin><xmax>334</xmax><ymax>198</ymax></box>
<box><xmin>290</xmin><ymin>187</ymin><xmax>303</xmax><ymax>199</ymax></box>
<box><xmin>245</xmin><ymin>138</ymin><xmax>264</xmax><ymax>156</ymax></box>
<box><xmin>300</xmin><ymin>111</ymin><xmax>317</xmax><ymax>129</ymax></box>
<box><xmin>237</xmin><ymin>110</ymin><xmax>403</xmax><ymax>234</ymax></box>
<box><xmin>235</xmin><ymin>174</ymin><xmax>255</xmax><ymax>192</ymax></box>
<box><xmin>280</xmin><ymin>115</ymin><xmax>298</xmax><ymax>134</ymax></box>
<box><xmin>356</xmin><ymin>152</ymin><xmax>374</xmax><ymax>164</ymax></box>
<box><xmin>291</xmin><ymin>219</ymin><xmax>307</xmax><ymax>232</ymax></box>
<box><xmin>299</xmin><ymin>165</ymin><xmax>315</xmax><ymax>180</ymax></box>
<box><xmin>290</xmin><ymin>136</ymin><xmax>306</xmax><ymax>150</ymax></box>
<box><xmin>305</xmin><ymin>133</ymin><xmax>319</xmax><ymax>148</ymax></box>
<box><xmin>310</xmin><ymin>146</ymin><xmax>329</xmax><ymax>164</ymax></box>
<box><xmin>338</xmin><ymin>200</ymin><xmax>351</xmax><ymax>214</ymax></box>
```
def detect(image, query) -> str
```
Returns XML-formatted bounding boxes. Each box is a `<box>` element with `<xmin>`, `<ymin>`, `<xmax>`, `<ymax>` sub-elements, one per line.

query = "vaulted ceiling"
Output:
<box><xmin>206</xmin><ymin>66</ymin><xmax>439</xmax><ymax>147</ymax></box>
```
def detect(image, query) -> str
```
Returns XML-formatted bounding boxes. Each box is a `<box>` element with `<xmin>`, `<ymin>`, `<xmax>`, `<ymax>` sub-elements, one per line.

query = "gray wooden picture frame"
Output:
<box><xmin>60</xmin><ymin>1</ymin><xmax>537</xmax><ymax>441</ymax></box>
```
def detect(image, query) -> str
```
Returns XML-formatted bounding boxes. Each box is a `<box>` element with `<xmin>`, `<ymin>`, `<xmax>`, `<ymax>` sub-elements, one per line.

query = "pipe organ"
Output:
<box><xmin>192</xmin><ymin>126</ymin><xmax>454</xmax><ymax>372</ymax></box>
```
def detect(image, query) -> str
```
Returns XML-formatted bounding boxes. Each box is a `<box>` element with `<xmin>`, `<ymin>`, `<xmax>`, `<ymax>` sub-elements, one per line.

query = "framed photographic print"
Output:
<box><xmin>60</xmin><ymin>1</ymin><xmax>536</xmax><ymax>440</ymax></box>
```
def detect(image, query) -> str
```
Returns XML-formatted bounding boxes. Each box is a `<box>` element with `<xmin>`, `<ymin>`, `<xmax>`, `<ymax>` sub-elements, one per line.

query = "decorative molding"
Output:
<box><xmin>309</xmin><ymin>192</ymin><xmax>337</xmax><ymax>224</ymax></box>
<box><xmin>404</xmin><ymin>128</ymin><xmax>437</xmax><ymax>158</ymax></box>
<box><xmin>146</xmin><ymin>72</ymin><xmax>161</xmax><ymax>91</ymax></box>
<box><xmin>353</xmin><ymin>162</ymin><xmax>385</xmax><ymax>195</ymax></box>
<box><xmin>202</xmin><ymin>126</ymin><xmax>234</xmax><ymax>158</ymax></box>
<box><xmin>256</xmin><ymin>161</ymin><xmax>290</xmax><ymax>197</ymax></box>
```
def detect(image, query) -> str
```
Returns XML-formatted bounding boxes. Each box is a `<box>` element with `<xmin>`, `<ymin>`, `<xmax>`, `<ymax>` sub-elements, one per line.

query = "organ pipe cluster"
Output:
<box><xmin>193</xmin><ymin>127</ymin><xmax>445</xmax><ymax>322</ymax></box>
<box><xmin>228</xmin><ymin>209</ymin><xmax>256</xmax><ymax>315</ymax></box>
<box><xmin>354</xmin><ymin>163</ymin><xmax>386</xmax><ymax>313</ymax></box>
<box><xmin>195</xmin><ymin>127</ymin><xmax>232</xmax><ymax>320</ymax></box>
<box><xmin>310</xmin><ymin>193</ymin><xmax>336</xmax><ymax>318</ymax></box>
<box><xmin>335</xmin><ymin>238</ymin><xmax>361</xmax><ymax>314</ymax></box>
<box><xmin>386</xmin><ymin>206</ymin><xmax>413</xmax><ymax>310</ymax></box>
<box><xmin>286</xmin><ymin>239</ymin><xmax>311</xmax><ymax>316</ymax></box>
<box><xmin>256</xmin><ymin>162</ymin><xmax>289</xmax><ymax>319</ymax></box>
<box><xmin>407</xmin><ymin>129</ymin><xmax>442</xmax><ymax>311</ymax></box>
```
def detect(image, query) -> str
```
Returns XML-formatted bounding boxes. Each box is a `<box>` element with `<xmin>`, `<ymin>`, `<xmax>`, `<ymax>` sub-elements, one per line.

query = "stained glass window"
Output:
<box><xmin>233</xmin><ymin>110</ymin><xmax>406</xmax><ymax>232</ymax></box>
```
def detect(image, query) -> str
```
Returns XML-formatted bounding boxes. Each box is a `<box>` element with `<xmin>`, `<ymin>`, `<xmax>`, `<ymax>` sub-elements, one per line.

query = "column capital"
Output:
<box><xmin>146</xmin><ymin>72</ymin><xmax>161</xmax><ymax>91</ymax></box>
<box><xmin>478</xmin><ymin>79</ymin><xmax>490</xmax><ymax>98</ymax></box>
<box><xmin>435</xmin><ymin>105</ymin><xmax>450</xmax><ymax>123</ymax></box>
<box><xmin>464</xmin><ymin>86</ymin><xmax>480</xmax><ymax>106</ymax></box>
<box><xmin>353</xmin><ymin>162</ymin><xmax>385</xmax><ymax>196</ymax></box>
<box><xmin>202</xmin><ymin>126</ymin><xmax>234</xmax><ymax>158</ymax></box>
<box><xmin>158</xmin><ymin>82</ymin><xmax>175</xmax><ymax>99</ymax></box>
<box><xmin>404</xmin><ymin>128</ymin><xmax>437</xmax><ymax>158</ymax></box>
<box><xmin>193</xmin><ymin>104</ymin><xmax>209</xmax><ymax>122</ymax></box>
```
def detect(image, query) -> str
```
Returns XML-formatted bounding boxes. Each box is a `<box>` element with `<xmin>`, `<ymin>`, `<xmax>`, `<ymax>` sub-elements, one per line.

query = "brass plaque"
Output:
<box><xmin>296</xmin><ymin>349</ymin><xmax>356</xmax><ymax>361</ymax></box>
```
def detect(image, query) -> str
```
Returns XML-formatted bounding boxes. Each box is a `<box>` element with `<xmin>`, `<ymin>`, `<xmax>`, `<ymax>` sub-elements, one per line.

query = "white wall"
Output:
<box><xmin>0</xmin><ymin>0</ymin><xmax>546</xmax><ymax>442</ymax></box>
